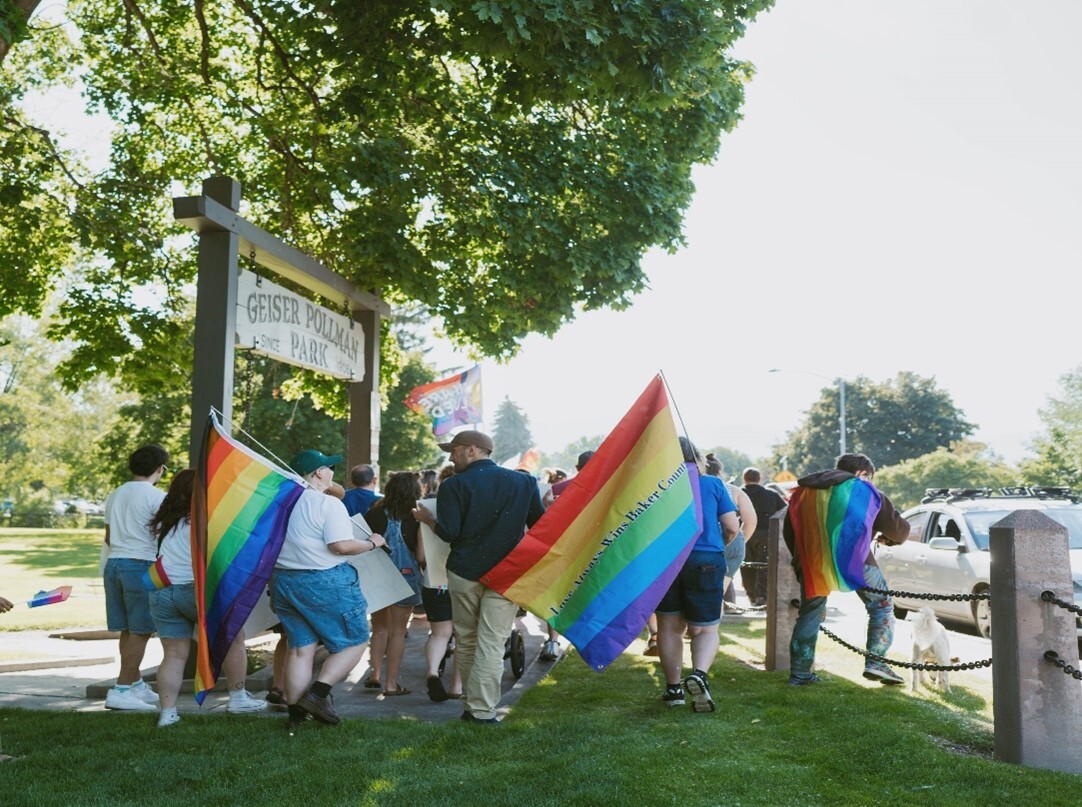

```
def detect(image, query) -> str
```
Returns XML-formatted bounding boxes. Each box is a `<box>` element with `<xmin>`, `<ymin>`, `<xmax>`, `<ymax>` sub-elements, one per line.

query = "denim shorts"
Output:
<box><xmin>104</xmin><ymin>557</ymin><xmax>156</xmax><ymax>634</ymax></box>
<box><xmin>393</xmin><ymin>570</ymin><xmax>423</xmax><ymax>609</ymax></box>
<box><xmin>149</xmin><ymin>583</ymin><xmax>198</xmax><ymax>639</ymax></box>
<box><xmin>270</xmin><ymin>563</ymin><xmax>370</xmax><ymax>653</ymax></box>
<box><xmin>421</xmin><ymin>586</ymin><xmax>453</xmax><ymax>623</ymax></box>
<box><xmin>656</xmin><ymin>550</ymin><xmax>727</xmax><ymax>626</ymax></box>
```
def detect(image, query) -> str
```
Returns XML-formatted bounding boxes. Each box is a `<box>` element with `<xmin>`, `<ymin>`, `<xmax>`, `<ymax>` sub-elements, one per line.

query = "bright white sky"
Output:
<box><xmin>23</xmin><ymin>2</ymin><xmax>1081</xmax><ymax>465</ymax></box>
<box><xmin>429</xmin><ymin>1</ymin><xmax>1082</xmax><ymax>463</ymax></box>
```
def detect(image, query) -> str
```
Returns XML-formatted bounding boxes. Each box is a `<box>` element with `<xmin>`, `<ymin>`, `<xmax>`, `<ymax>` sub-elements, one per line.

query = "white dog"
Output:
<box><xmin>909</xmin><ymin>607</ymin><xmax>955</xmax><ymax>693</ymax></box>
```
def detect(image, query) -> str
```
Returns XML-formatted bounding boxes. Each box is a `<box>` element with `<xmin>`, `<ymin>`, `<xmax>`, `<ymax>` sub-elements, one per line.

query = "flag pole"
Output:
<box><xmin>658</xmin><ymin>370</ymin><xmax>693</xmax><ymax>444</ymax></box>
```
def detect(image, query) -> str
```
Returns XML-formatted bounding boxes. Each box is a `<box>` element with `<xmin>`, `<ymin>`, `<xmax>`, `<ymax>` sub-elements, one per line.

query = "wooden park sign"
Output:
<box><xmin>173</xmin><ymin>176</ymin><xmax>390</xmax><ymax>466</ymax></box>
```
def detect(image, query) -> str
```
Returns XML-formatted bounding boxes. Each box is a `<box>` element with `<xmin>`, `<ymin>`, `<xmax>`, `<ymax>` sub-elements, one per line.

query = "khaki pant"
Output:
<box><xmin>448</xmin><ymin>570</ymin><xmax>519</xmax><ymax>720</ymax></box>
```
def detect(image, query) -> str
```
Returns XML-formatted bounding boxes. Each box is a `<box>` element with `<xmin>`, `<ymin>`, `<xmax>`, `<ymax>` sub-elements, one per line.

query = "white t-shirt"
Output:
<box><xmin>275</xmin><ymin>489</ymin><xmax>353</xmax><ymax>570</ymax></box>
<box><xmin>104</xmin><ymin>481</ymin><xmax>166</xmax><ymax>561</ymax></box>
<box><xmin>157</xmin><ymin>520</ymin><xmax>194</xmax><ymax>585</ymax></box>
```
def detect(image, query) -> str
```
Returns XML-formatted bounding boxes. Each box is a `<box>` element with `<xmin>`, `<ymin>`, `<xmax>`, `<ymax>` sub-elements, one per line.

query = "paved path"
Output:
<box><xmin>0</xmin><ymin>611</ymin><xmax>560</xmax><ymax>722</ymax></box>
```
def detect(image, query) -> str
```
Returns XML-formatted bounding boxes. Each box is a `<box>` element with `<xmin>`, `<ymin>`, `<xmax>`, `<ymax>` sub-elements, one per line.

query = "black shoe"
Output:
<box><xmin>466</xmin><ymin>714</ymin><xmax>501</xmax><ymax>725</ymax></box>
<box><xmin>426</xmin><ymin>675</ymin><xmax>450</xmax><ymax>703</ymax></box>
<box><xmin>787</xmin><ymin>673</ymin><xmax>821</xmax><ymax>686</ymax></box>
<box><xmin>297</xmin><ymin>689</ymin><xmax>340</xmax><ymax>725</ymax></box>
<box><xmin>683</xmin><ymin>672</ymin><xmax>715</xmax><ymax>713</ymax></box>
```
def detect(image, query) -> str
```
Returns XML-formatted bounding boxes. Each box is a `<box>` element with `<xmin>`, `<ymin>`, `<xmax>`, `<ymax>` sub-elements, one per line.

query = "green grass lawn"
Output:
<box><xmin>2</xmin><ymin>621</ymin><xmax>1076</xmax><ymax>806</ymax></box>
<box><xmin>0</xmin><ymin>529</ymin><xmax>107</xmax><ymax>631</ymax></box>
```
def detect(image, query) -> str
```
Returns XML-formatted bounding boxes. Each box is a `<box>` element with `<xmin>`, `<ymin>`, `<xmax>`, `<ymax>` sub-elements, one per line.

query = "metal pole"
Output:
<box><xmin>838</xmin><ymin>378</ymin><xmax>846</xmax><ymax>456</ymax></box>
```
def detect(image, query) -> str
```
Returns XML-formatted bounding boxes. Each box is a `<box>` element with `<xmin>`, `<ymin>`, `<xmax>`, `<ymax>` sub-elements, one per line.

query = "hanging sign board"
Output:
<box><xmin>235</xmin><ymin>268</ymin><xmax>364</xmax><ymax>381</ymax></box>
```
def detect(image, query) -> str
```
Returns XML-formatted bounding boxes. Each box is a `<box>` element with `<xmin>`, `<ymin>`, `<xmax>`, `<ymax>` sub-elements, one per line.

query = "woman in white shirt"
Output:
<box><xmin>148</xmin><ymin>470</ymin><xmax>266</xmax><ymax>727</ymax></box>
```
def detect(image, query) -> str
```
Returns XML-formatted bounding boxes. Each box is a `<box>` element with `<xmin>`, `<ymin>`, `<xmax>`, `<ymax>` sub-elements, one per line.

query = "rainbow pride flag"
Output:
<box><xmin>27</xmin><ymin>585</ymin><xmax>72</xmax><ymax>607</ymax></box>
<box><xmin>404</xmin><ymin>365</ymin><xmax>482</xmax><ymax>436</ymax></box>
<box><xmin>786</xmin><ymin>478</ymin><xmax>882</xmax><ymax>598</ymax></box>
<box><xmin>141</xmin><ymin>558</ymin><xmax>172</xmax><ymax>591</ymax></box>
<box><xmin>192</xmin><ymin>412</ymin><xmax>305</xmax><ymax>704</ymax></box>
<box><xmin>481</xmin><ymin>376</ymin><xmax>702</xmax><ymax>671</ymax></box>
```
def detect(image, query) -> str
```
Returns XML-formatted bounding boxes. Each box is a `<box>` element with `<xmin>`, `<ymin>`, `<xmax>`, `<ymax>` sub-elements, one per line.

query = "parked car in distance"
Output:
<box><xmin>874</xmin><ymin>487</ymin><xmax>1082</xmax><ymax>639</ymax></box>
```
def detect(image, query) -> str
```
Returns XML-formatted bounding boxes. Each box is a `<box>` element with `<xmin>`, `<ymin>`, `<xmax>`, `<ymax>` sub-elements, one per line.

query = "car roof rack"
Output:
<box><xmin>920</xmin><ymin>486</ymin><xmax>1079</xmax><ymax>504</ymax></box>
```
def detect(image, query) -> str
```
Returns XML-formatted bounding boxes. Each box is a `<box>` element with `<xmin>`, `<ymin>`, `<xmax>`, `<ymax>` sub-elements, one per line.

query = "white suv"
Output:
<box><xmin>874</xmin><ymin>488</ymin><xmax>1082</xmax><ymax>639</ymax></box>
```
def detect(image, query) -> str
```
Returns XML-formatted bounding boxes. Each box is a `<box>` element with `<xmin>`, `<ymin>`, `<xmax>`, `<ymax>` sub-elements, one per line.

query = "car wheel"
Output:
<box><xmin>972</xmin><ymin>587</ymin><xmax>991</xmax><ymax>638</ymax></box>
<box><xmin>893</xmin><ymin>604</ymin><xmax>908</xmax><ymax>620</ymax></box>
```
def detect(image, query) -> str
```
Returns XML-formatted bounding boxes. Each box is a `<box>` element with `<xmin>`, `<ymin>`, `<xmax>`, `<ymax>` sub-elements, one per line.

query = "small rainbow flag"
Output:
<box><xmin>141</xmin><ymin>558</ymin><xmax>172</xmax><ymax>591</ymax></box>
<box><xmin>404</xmin><ymin>365</ymin><xmax>483</xmax><ymax>436</ymax></box>
<box><xmin>192</xmin><ymin>412</ymin><xmax>305</xmax><ymax>704</ymax></box>
<box><xmin>787</xmin><ymin>478</ymin><xmax>882</xmax><ymax>598</ymax></box>
<box><xmin>481</xmin><ymin>376</ymin><xmax>702</xmax><ymax>671</ymax></box>
<box><xmin>27</xmin><ymin>585</ymin><xmax>72</xmax><ymax>608</ymax></box>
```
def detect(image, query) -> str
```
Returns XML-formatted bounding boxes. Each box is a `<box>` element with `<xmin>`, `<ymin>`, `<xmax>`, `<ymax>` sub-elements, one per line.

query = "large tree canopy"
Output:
<box><xmin>772</xmin><ymin>372</ymin><xmax>975</xmax><ymax>476</ymax></box>
<box><xmin>3</xmin><ymin>1</ymin><xmax>772</xmax><ymax>396</ymax></box>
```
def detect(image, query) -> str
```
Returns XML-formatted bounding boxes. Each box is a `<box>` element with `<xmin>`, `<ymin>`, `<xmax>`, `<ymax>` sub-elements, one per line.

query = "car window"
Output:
<box><xmin>905</xmin><ymin>510</ymin><xmax>931</xmax><ymax>543</ymax></box>
<box><xmin>964</xmin><ymin>506</ymin><xmax>1082</xmax><ymax>550</ymax></box>
<box><xmin>930</xmin><ymin>514</ymin><xmax>962</xmax><ymax>540</ymax></box>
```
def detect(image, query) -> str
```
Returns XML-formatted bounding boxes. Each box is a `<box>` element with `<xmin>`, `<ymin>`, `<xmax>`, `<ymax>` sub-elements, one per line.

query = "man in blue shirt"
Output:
<box><xmin>413</xmin><ymin>430</ymin><xmax>543</xmax><ymax>724</ymax></box>
<box><xmin>343</xmin><ymin>464</ymin><xmax>380</xmax><ymax>517</ymax></box>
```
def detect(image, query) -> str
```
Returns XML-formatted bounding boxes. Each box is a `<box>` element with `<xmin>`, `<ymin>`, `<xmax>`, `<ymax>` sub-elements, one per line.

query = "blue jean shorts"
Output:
<box><xmin>656</xmin><ymin>550</ymin><xmax>727</xmax><ymax>626</ymax></box>
<box><xmin>393</xmin><ymin>570</ymin><xmax>423</xmax><ymax>609</ymax></box>
<box><xmin>104</xmin><ymin>557</ymin><xmax>156</xmax><ymax>634</ymax></box>
<box><xmin>421</xmin><ymin>586</ymin><xmax>453</xmax><ymax>623</ymax></box>
<box><xmin>149</xmin><ymin>583</ymin><xmax>197</xmax><ymax>639</ymax></box>
<box><xmin>270</xmin><ymin>563</ymin><xmax>370</xmax><ymax>653</ymax></box>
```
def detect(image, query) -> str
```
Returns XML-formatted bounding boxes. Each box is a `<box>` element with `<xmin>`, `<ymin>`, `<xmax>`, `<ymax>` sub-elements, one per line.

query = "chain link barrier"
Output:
<box><xmin>1040</xmin><ymin>589</ymin><xmax>1082</xmax><ymax>616</ymax></box>
<box><xmin>1042</xmin><ymin>650</ymin><xmax>1082</xmax><ymax>681</ymax></box>
<box><xmin>858</xmin><ymin>585</ymin><xmax>989</xmax><ymax>602</ymax></box>
<box><xmin>818</xmin><ymin>626</ymin><xmax>993</xmax><ymax>672</ymax></box>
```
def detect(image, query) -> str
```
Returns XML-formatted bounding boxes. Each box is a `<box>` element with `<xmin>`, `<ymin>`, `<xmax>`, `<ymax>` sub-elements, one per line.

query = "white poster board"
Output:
<box><xmin>417</xmin><ymin>498</ymin><xmax>450</xmax><ymax>588</ymax></box>
<box><xmin>241</xmin><ymin>516</ymin><xmax>414</xmax><ymax>636</ymax></box>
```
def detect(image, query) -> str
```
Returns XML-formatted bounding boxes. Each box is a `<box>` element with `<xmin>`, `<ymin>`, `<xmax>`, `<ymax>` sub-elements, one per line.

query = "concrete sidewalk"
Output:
<box><xmin>0</xmin><ymin>611</ymin><xmax>561</xmax><ymax>722</ymax></box>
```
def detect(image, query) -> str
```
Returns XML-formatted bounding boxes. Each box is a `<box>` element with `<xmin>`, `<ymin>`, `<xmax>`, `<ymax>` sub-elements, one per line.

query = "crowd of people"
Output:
<box><xmin>80</xmin><ymin>431</ymin><xmax>908</xmax><ymax>730</ymax></box>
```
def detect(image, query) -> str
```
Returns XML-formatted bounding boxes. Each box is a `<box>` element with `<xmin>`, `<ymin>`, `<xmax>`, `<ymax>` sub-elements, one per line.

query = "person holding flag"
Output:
<box><xmin>656</xmin><ymin>437</ymin><xmax>739</xmax><ymax>714</ymax></box>
<box><xmin>147</xmin><ymin>470</ymin><xmax>267</xmax><ymax>727</ymax></box>
<box><xmin>273</xmin><ymin>449</ymin><xmax>388</xmax><ymax>732</ymax></box>
<box><xmin>0</xmin><ymin>595</ymin><xmax>12</xmax><ymax>614</ymax></box>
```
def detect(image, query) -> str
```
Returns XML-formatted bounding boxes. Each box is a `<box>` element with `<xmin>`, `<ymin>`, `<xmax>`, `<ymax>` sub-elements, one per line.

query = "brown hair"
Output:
<box><xmin>149</xmin><ymin>469</ymin><xmax>195</xmax><ymax>548</ymax></box>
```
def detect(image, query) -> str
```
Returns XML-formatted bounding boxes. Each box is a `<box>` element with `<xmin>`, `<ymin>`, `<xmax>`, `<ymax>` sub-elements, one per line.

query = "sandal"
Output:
<box><xmin>364</xmin><ymin>677</ymin><xmax>382</xmax><ymax>689</ymax></box>
<box><xmin>382</xmin><ymin>686</ymin><xmax>411</xmax><ymax>696</ymax></box>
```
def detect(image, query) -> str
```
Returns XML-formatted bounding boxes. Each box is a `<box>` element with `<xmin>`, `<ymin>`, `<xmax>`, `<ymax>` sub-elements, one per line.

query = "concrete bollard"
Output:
<box><xmin>765</xmin><ymin>507</ymin><xmax>802</xmax><ymax>672</ymax></box>
<box><xmin>990</xmin><ymin>510</ymin><xmax>1082</xmax><ymax>774</ymax></box>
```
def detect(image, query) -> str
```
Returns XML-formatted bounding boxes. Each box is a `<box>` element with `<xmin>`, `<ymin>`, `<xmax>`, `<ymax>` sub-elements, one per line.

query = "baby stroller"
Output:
<box><xmin>503</xmin><ymin>608</ymin><xmax>528</xmax><ymax>679</ymax></box>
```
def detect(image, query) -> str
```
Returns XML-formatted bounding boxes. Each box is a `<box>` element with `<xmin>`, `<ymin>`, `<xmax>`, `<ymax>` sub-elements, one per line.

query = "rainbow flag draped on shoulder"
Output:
<box><xmin>786</xmin><ymin>478</ymin><xmax>881</xmax><ymax>598</ymax></box>
<box><xmin>481</xmin><ymin>376</ymin><xmax>702</xmax><ymax>671</ymax></box>
<box><xmin>192</xmin><ymin>412</ymin><xmax>305</xmax><ymax>704</ymax></box>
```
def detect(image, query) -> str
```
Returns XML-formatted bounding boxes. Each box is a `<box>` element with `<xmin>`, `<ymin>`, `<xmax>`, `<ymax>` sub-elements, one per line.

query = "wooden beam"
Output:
<box><xmin>174</xmin><ymin>194</ymin><xmax>390</xmax><ymax>316</ymax></box>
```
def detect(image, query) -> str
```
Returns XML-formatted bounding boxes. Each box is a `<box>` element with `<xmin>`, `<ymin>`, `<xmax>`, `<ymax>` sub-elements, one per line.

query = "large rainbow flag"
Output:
<box><xmin>786</xmin><ymin>478</ymin><xmax>882</xmax><ymax>598</ymax></box>
<box><xmin>481</xmin><ymin>376</ymin><xmax>702</xmax><ymax>671</ymax></box>
<box><xmin>192</xmin><ymin>412</ymin><xmax>305</xmax><ymax>704</ymax></box>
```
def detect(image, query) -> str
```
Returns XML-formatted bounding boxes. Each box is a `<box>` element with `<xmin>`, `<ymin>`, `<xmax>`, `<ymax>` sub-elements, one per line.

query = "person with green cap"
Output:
<box><xmin>272</xmin><ymin>448</ymin><xmax>388</xmax><ymax>733</ymax></box>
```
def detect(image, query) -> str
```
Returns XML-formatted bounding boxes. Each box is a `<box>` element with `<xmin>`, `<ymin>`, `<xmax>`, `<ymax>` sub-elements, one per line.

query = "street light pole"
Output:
<box><xmin>769</xmin><ymin>369</ymin><xmax>847</xmax><ymax>458</ymax></box>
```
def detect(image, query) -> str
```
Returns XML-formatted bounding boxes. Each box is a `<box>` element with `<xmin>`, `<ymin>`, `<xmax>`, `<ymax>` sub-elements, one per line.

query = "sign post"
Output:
<box><xmin>174</xmin><ymin>176</ymin><xmax>389</xmax><ymax>467</ymax></box>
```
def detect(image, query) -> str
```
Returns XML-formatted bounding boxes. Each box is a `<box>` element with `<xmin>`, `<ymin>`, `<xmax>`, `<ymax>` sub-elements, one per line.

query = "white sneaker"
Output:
<box><xmin>227</xmin><ymin>690</ymin><xmax>268</xmax><ymax>714</ymax></box>
<box><xmin>157</xmin><ymin>711</ymin><xmax>181</xmax><ymax>728</ymax></box>
<box><xmin>105</xmin><ymin>687</ymin><xmax>158</xmax><ymax>712</ymax></box>
<box><xmin>131</xmin><ymin>680</ymin><xmax>160</xmax><ymax>705</ymax></box>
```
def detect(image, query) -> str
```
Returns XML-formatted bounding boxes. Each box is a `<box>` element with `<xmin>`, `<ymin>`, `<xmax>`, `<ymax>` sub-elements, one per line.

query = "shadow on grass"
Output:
<box><xmin>0</xmin><ymin>532</ymin><xmax>102</xmax><ymax>579</ymax></box>
<box><xmin>913</xmin><ymin>681</ymin><xmax>989</xmax><ymax>712</ymax></box>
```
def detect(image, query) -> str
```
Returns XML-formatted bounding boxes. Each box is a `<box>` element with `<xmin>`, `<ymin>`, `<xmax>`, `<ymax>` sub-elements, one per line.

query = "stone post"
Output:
<box><xmin>990</xmin><ymin>510</ymin><xmax>1082</xmax><ymax>774</ymax></box>
<box><xmin>765</xmin><ymin>507</ymin><xmax>802</xmax><ymax>671</ymax></box>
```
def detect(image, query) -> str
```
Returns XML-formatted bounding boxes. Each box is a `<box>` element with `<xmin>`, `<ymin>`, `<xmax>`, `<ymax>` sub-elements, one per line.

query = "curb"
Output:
<box><xmin>0</xmin><ymin>657</ymin><xmax>115</xmax><ymax>674</ymax></box>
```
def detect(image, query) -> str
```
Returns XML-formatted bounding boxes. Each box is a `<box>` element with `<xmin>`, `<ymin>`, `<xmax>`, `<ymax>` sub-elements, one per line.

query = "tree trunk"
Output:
<box><xmin>0</xmin><ymin>0</ymin><xmax>43</xmax><ymax>65</ymax></box>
